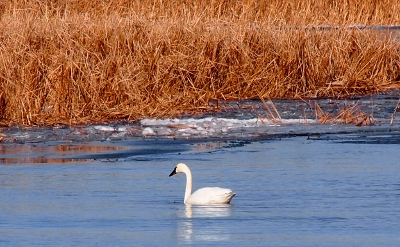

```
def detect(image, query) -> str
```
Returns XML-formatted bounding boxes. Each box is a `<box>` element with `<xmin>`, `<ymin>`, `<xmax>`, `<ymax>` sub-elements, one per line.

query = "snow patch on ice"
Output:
<box><xmin>142</xmin><ymin>127</ymin><xmax>155</xmax><ymax>136</ymax></box>
<box><xmin>94</xmin><ymin>126</ymin><xmax>115</xmax><ymax>132</ymax></box>
<box><xmin>140</xmin><ymin>117</ymin><xmax>315</xmax><ymax>138</ymax></box>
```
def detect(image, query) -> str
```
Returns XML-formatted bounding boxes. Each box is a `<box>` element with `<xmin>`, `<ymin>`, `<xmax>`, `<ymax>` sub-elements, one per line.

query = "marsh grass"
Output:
<box><xmin>390</xmin><ymin>99</ymin><xmax>400</xmax><ymax>126</ymax></box>
<box><xmin>0</xmin><ymin>0</ymin><xmax>400</xmax><ymax>126</ymax></box>
<box><xmin>314</xmin><ymin>101</ymin><xmax>375</xmax><ymax>126</ymax></box>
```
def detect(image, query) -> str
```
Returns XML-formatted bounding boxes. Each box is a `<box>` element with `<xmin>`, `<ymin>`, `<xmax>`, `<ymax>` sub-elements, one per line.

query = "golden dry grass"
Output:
<box><xmin>314</xmin><ymin>101</ymin><xmax>375</xmax><ymax>126</ymax></box>
<box><xmin>0</xmin><ymin>0</ymin><xmax>400</xmax><ymax>126</ymax></box>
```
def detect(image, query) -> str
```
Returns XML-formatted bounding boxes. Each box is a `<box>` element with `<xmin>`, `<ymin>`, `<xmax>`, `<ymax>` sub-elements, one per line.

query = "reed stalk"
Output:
<box><xmin>0</xmin><ymin>0</ymin><xmax>399</xmax><ymax>126</ymax></box>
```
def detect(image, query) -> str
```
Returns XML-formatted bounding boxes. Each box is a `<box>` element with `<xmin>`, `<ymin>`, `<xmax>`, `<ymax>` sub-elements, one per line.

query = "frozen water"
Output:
<box><xmin>0</xmin><ymin>93</ymin><xmax>399</xmax><ymax>143</ymax></box>
<box><xmin>142</xmin><ymin>127</ymin><xmax>155</xmax><ymax>136</ymax></box>
<box><xmin>140</xmin><ymin>117</ymin><xmax>315</xmax><ymax>138</ymax></box>
<box><xmin>93</xmin><ymin>126</ymin><xmax>115</xmax><ymax>132</ymax></box>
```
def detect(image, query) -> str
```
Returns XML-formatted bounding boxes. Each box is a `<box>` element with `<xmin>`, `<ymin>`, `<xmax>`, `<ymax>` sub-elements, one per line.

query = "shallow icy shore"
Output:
<box><xmin>1</xmin><ymin>94</ymin><xmax>399</xmax><ymax>143</ymax></box>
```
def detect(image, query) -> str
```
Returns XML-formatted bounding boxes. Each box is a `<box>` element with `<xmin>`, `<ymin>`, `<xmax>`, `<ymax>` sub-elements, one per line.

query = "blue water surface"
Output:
<box><xmin>1</xmin><ymin>135</ymin><xmax>400</xmax><ymax>246</ymax></box>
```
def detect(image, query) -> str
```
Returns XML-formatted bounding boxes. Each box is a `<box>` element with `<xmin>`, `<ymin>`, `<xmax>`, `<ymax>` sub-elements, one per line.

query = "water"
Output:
<box><xmin>1</xmin><ymin>134</ymin><xmax>400</xmax><ymax>246</ymax></box>
<box><xmin>1</xmin><ymin>93</ymin><xmax>400</xmax><ymax>246</ymax></box>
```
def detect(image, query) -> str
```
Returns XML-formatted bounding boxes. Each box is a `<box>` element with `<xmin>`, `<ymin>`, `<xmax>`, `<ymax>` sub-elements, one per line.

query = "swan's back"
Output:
<box><xmin>186</xmin><ymin>187</ymin><xmax>236</xmax><ymax>205</ymax></box>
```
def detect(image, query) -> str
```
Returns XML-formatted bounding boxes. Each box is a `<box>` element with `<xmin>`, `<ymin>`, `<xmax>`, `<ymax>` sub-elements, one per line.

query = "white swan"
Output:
<box><xmin>169</xmin><ymin>163</ymin><xmax>235</xmax><ymax>205</ymax></box>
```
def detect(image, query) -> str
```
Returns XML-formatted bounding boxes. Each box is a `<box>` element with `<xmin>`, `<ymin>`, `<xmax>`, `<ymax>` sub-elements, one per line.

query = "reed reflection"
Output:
<box><xmin>0</xmin><ymin>144</ymin><xmax>125</xmax><ymax>164</ymax></box>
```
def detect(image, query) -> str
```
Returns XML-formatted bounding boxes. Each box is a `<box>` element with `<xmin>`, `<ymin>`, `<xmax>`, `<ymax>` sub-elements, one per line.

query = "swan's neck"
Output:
<box><xmin>183</xmin><ymin>167</ymin><xmax>193</xmax><ymax>203</ymax></box>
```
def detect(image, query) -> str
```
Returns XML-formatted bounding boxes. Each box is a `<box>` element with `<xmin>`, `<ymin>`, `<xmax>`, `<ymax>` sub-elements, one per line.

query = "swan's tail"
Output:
<box><xmin>226</xmin><ymin>192</ymin><xmax>236</xmax><ymax>203</ymax></box>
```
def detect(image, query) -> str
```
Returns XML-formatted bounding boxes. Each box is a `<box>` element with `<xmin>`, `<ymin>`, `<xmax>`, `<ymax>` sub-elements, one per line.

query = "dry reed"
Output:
<box><xmin>0</xmin><ymin>0</ymin><xmax>400</xmax><ymax>126</ymax></box>
<box><xmin>314</xmin><ymin>101</ymin><xmax>375</xmax><ymax>126</ymax></box>
<box><xmin>390</xmin><ymin>99</ymin><xmax>400</xmax><ymax>126</ymax></box>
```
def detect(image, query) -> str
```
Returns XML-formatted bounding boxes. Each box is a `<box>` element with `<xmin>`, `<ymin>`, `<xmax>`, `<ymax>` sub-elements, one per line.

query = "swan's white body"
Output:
<box><xmin>169</xmin><ymin>163</ymin><xmax>235</xmax><ymax>205</ymax></box>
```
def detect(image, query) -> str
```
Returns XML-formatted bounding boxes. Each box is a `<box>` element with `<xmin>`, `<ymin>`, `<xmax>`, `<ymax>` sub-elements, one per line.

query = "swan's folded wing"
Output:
<box><xmin>187</xmin><ymin>187</ymin><xmax>235</xmax><ymax>205</ymax></box>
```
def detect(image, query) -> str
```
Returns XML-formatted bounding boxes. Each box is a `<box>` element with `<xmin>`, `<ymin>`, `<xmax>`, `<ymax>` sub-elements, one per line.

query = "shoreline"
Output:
<box><xmin>1</xmin><ymin>94</ymin><xmax>399</xmax><ymax>143</ymax></box>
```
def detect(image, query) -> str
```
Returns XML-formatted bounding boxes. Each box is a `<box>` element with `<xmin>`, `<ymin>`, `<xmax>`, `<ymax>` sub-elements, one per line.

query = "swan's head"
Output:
<box><xmin>169</xmin><ymin>163</ymin><xmax>188</xmax><ymax>177</ymax></box>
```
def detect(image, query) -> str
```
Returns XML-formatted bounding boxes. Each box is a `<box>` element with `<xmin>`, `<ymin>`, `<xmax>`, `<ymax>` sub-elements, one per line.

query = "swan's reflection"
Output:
<box><xmin>184</xmin><ymin>204</ymin><xmax>233</xmax><ymax>218</ymax></box>
<box><xmin>177</xmin><ymin>204</ymin><xmax>232</xmax><ymax>244</ymax></box>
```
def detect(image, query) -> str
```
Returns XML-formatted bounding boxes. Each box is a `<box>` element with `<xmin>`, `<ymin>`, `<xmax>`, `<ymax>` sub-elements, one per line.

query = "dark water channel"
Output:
<box><xmin>1</xmin><ymin>94</ymin><xmax>400</xmax><ymax>246</ymax></box>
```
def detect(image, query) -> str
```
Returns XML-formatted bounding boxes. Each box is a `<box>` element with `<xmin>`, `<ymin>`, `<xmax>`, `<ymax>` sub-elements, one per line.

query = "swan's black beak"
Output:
<box><xmin>169</xmin><ymin>167</ymin><xmax>177</xmax><ymax>177</ymax></box>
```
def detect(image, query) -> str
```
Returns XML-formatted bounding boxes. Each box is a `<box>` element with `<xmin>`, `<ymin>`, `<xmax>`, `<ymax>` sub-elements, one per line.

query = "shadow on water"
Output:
<box><xmin>309</xmin><ymin>131</ymin><xmax>400</xmax><ymax>144</ymax></box>
<box><xmin>0</xmin><ymin>139</ymin><xmax>253</xmax><ymax>164</ymax></box>
<box><xmin>1</xmin><ymin>129</ymin><xmax>400</xmax><ymax>164</ymax></box>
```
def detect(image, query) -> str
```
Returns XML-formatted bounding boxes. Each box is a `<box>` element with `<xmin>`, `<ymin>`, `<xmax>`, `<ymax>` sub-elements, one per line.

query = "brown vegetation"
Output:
<box><xmin>0</xmin><ymin>0</ymin><xmax>400</xmax><ymax>126</ymax></box>
<box><xmin>314</xmin><ymin>101</ymin><xmax>375</xmax><ymax>126</ymax></box>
